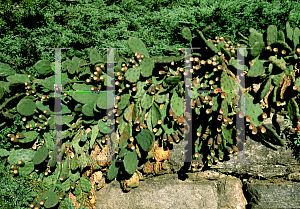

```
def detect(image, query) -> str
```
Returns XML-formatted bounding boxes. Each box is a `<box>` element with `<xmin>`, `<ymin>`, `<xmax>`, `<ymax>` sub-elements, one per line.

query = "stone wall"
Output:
<box><xmin>95</xmin><ymin>113</ymin><xmax>300</xmax><ymax>208</ymax></box>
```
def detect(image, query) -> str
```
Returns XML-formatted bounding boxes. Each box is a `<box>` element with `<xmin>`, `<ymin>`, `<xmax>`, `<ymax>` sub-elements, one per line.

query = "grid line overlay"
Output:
<box><xmin>46</xmin><ymin>46</ymin><xmax>271</xmax><ymax>166</ymax></box>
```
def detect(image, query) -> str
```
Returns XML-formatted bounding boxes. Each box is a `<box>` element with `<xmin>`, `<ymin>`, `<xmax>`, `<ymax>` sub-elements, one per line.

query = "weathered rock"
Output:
<box><xmin>96</xmin><ymin>173</ymin><xmax>247</xmax><ymax>209</ymax></box>
<box><xmin>210</xmin><ymin>114</ymin><xmax>300</xmax><ymax>179</ymax></box>
<box><xmin>245</xmin><ymin>180</ymin><xmax>300</xmax><ymax>208</ymax></box>
<box><xmin>287</xmin><ymin>172</ymin><xmax>300</xmax><ymax>181</ymax></box>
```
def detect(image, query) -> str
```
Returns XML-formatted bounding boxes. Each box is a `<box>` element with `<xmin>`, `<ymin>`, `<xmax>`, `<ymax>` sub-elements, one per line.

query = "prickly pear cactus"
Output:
<box><xmin>0</xmin><ymin>21</ymin><xmax>299</xmax><ymax>208</ymax></box>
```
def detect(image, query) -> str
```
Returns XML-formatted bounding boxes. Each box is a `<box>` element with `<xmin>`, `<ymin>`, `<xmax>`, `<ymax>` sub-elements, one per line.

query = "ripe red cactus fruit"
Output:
<box><xmin>227</xmin><ymin>118</ymin><xmax>233</xmax><ymax>125</ymax></box>
<box><xmin>209</xmin><ymin>100</ymin><xmax>214</xmax><ymax>106</ymax></box>
<box><xmin>223</xmin><ymin>116</ymin><xmax>228</xmax><ymax>123</ymax></box>
<box><xmin>202</xmin><ymin>133</ymin><xmax>207</xmax><ymax>140</ymax></box>
<box><xmin>258</xmin><ymin>126</ymin><xmax>266</xmax><ymax>134</ymax></box>
<box><xmin>245</xmin><ymin>116</ymin><xmax>251</xmax><ymax>123</ymax></box>
<box><xmin>197</xmin><ymin>131</ymin><xmax>201</xmax><ymax>137</ymax></box>
<box><xmin>217</xmin><ymin>127</ymin><xmax>222</xmax><ymax>132</ymax></box>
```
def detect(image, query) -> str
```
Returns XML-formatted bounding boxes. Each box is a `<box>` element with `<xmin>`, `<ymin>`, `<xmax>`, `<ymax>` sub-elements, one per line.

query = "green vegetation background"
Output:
<box><xmin>0</xmin><ymin>0</ymin><xmax>299</xmax><ymax>208</ymax></box>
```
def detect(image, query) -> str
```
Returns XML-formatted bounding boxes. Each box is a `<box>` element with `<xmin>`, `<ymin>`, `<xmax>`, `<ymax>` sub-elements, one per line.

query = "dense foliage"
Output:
<box><xmin>0</xmin><ymin>0</ymin><xmax>300</xmax><ymax>208</ymax></box>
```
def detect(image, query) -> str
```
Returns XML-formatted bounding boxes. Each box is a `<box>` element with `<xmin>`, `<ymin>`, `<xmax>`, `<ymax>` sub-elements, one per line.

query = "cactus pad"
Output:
<box><xmin>17</xmin><ymin>131</ymin><xmax>39</xmax><ymax>143</ymax></box>
<box><xmin>170</xmin><ymin>91</ymin><xmax>184</xmax><ymax>117</ymax></box>
<box><xmin>44</xmin><ymin>191</ymin><xmax>59</xmax><ymax>208</ymax></box>
<box><xmin>247</xmin><ymin>60</ymin><xmax>266</xmax><ymax>77</ymax></box>
<box><xmin>80</xmin><ymin>177</ymin><xmax>92</xmax><ymax>192</ymax></box>
<box><xmin>33</xmin><ymin>59</ymin><xmax>53</xmax><ymax>76</ymax></box>
<box><xmin>182</xmin><ymin>27</ymin><xmax>192</xmax><ymax>41</ymax></box>
<box><xmin>0</xmin><ymin>62</ymin><xmax>16</xmax><ymax>77</ymax></box>
<box><xmin>17</xmin><ymin>98</ymin><xmax>36</xmax><ymax>116</ymax></box>
<box><xmin>128</xmin><ymin>37</ymin><xmax>149</xmax><ymax>58</ymax></box>
<box><xmin>32</xmin><ymin>146</ymin><xmax>48</xmax><ymax>165</ymax></box>
<box><xmin>266</xmin><ymin>25</ymin><xmax>277</xmax><ymax>46</ymax></box>
<box><xmin>8</xmin><ymin>149</ymin><xmax>35</xmax><ymax>165</ymax></box>
<box><xmin>250</xmin><ymin>41</ymin><xmax>265</xmax><ymax>57</ymax></box>
<box><xmin>123</xmin><ymin>150</ymin><xmax>138</xmax><ymax>175</ymax></box>
<box><xmin>107</xmin><ymin>160</ymin><xmax>120</xmax><ymax>180</ymax></box>
<box><xmin>245</xmin><ymin>93</ymin><xmax>263</xmax><ymax>127</ymax></box>
<box><xmin>135</xmin><ymin>129</ymin><xmax>155</xmax><ymax>152</ymax></box>
<box><xmin>96</xmin><ymin>91</ymin><xmax>114</xmax><ymax>109</ymax></box>
<box><xmin>18</xmin><ymin>162</ymin><xmax>34</xmax><ymax>175</ymax></box>
<box><xmin>125</xmin><ymin>66</ymin><xmax>141</xmax><ymax>83</ymax></box>
<box><xmin>141</xmin><ymin>94</ymin><xmax>153</xmax><ymax>110</ymax></box>
<box><xmin>140</xmin><ymin>58</ymin><xmax>155</xmax><ymax>77</ymax></box>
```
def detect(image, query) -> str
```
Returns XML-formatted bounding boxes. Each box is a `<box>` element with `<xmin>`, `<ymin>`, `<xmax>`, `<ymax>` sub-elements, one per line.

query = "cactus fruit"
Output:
<box><xmin>252</xmin><ymin>127</ymin><xmax>258</xmax><ymax>135</ymax></box>
<box><xmin>259</xmin><ymin>126</ymin><xmax>266</xmax><ymax>133</ymax></box>
<box><xmin>219</xmin><ymin>108</ymin><xmax>224</xmax><ymax>114</ymax></box>
<box><xmin>168</xmin><ymin>135</ymin><xmax>173</xmax><ymax>144</ymax></box>
<box><xmin>207</xmin><ymin>138</ymin><xmax>213</xmax><ymax>147</ymax></box>
<box><xmin>172</xmin><ymin>133</ymin><xmax>180</xmax><ymax>143</ymax></box>
<box><xmin>245</xmin><ymin>116</ymin><xmax>251</xmax><ymax>123</ymax></box>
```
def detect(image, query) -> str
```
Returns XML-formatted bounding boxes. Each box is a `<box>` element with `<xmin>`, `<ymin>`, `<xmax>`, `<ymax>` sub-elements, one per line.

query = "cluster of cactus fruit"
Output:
<box><xmin>0</xmin><ymin>22</ymin><xmax>299</xmax><ymax>206</ymax></box>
